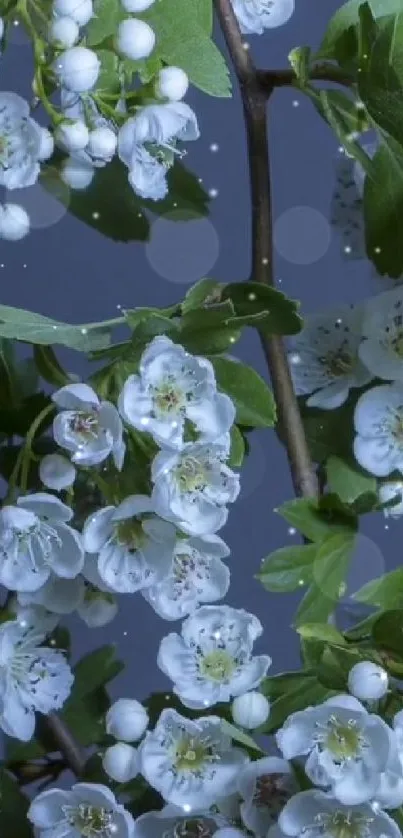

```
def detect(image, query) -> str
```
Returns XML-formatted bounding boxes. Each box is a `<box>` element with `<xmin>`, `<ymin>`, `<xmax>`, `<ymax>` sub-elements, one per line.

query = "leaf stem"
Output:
<box><xmin>257</xmin><ymin>64</ymin><xmax>355</xmax><ymax>92</ymax></box>
<box><xmin>214</xmin><ymin>0</ymin><xmax>318</xmax><ymax>499</ymax></box>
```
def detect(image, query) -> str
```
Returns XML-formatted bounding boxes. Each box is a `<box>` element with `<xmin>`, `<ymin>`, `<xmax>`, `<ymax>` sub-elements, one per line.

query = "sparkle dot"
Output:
<box><xmin>374</xmin><ymin>246</ymin><xmax>381</xmax><ymax>253</ymax></box>
<box><xmin>385</xmin><ymin>524</ymin><xmax>389</xmax><ymax>530</ymax></box>
<box><xmin>229</xmin><ymin>336</ymin><xmax>237</xmax><ymax>343</ymax></box>
<box><xmin>198</xmin><ymin>178</ymin><xmax>203</xmax><ymax>183</ymax></box>
<box><xmin>292</xmin><ymin>100</ymin><xmax>300</xmax><ymax>107</ymax></box>
<box><xmin>81</xmin><ymin>328</ymin><xmax>88</xmax><ymax>335</ymax></box>
<box><xmin>123</xmin><ymin>630</ymin><xmax>128</xmax><ymax>636</ymax></box>
<box><xmin>92</xmin><ymin>211</ymin><xmax>100</xmax><ymax>219</ymax></box>
<box><xmin>262</xmin><ymin>257</ymin><xmax>268</xmax><ymax>265</ymax></box>
<box><xmin>242</xmin><ymin>41</ymin><xmax>250</xmax><ymax>49</ymax></box>
<box><xmin>0</xmin><ymin>264</ymin><xmax>4</xmax><ymax>268</ymax></box>
<box><xmin>137</xmin><ymin>213</ymin><xmax>143</xmax><ymax>218</ymax></box>
<box><xmin>248</xmin><ymin>293</ymin><xmax>257</xmax><ymax>301</ymax></box>
<box><xmin>208</xmin><ymin>188</ymin><xmax>219</xmax><ymax>198</ymax></box>
<box><xmin>23</xmin><ymin>263</ymin><xmax>27</xmax><ymax>268</ymax></box>
<box><xmin>13</xmin><ymin>18</ymin><xmax>19</xmax><ymax>25</ymax></box>
<box><xmin>209</xmin><ymin>143</ymin><xmax>219</xmax><ymax>152</ymax></box>
<box><xmin>344</xmin><ymin>245</ymin><xmax>352</xmax><ymax>254</ymax></box>
<box><xmin>183</xmin><ymin>804</ymin><xmax>192</xmax><ymax>813</ymax></box>
<box><xmin>288</xmin><ymin>527</ymin><xmax>296</xmax><ymax>535</ymax></box>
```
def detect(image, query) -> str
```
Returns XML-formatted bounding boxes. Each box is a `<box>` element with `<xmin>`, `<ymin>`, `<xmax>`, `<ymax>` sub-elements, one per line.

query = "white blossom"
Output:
<box><xmin>0</xmin><ymin>92</ymin><xmax>54</xmax><ymax>189</ymax></box>
<box><xmin>231</xmin><ymin>0</ymin><xmax>294</xmax><ymax>35</ymax></box>
<box><xmin>359</xmin><ymin>287</ymin><xmax>403</xmax><ymax>382</ymax></box>
<box><xmin>39</xmin><ymin>453</ymin><xmax>76</xmax><ymax>490</ymax></box>
<box><xmin>53</xmin><ymin>0</ymin><xmax>93</xmax><ymax>25</ymax></box>
<box><xmin>138</xmin><ymin>707</ymin><xmax>249</xmax><ymax>808</ymax></box>
<box><xmin>156</xmin><ymin>67</ymin><xmax>189</xmax><ymax>102</ymax></box>
<box><xmin>131</xmin><ymin>806</ymin><xmax>226</xmax><ymax>838</ymax></box>
<box><xmin>28</xmin><ymin>782</ymin><xmax>135</xmax><ymax>838</ymax></box>
<box><xmin>353</xmin><ymin>383</ymin><xmax>403</xmax><ymax>476</ymax></box>
<box><xmin>18</xmin><ymin>573</ymin><xmax>85</xmax><ymax>615</ymax></box>
<box><xmin>83</xmin><ymin>494</ymin><xmax>177</xmax><ymax>593</ymax></box>
<box><xmin>231</xmin><ymin>691</ymin><xmax>270</xmax><ymax>729</ymax></box>
<box><xmin>53</xmin><ymin>47</ymin><xmax>100</xmax><ymax>93</ymax></box>
<box><xmin>87</xmin><ymin>126</ymin><xmax>117</xmax><ymax>160</ymax></box>
<box><xmin>102</xmin><ymin>742</ymin><xmax>139</xmax><ymax>783</ymax></box>
<box><xmin>124</xmin><ymin>144</ymin><xmax>170</xmax><ymax>200</ymax></box>
<box><xmin>61</xmin><ymin>154</ymin><xmax>95</xmax><ymax>188</ymax></box>
<box><xmin>116</xmin><ymin>18</ymin><xmax>156</xmax><ymax>60</ymax></box>
<box><xmin>118</xmin><ymin>337</ymin><xmax>235</xmax><ymax>450</ymax></box>
<box><xmin>151</xmin><ymin>439</ymin><xmax>240</xmax><ymax>536</ymax></box>
<box><xmin>157</xmin><ymin>605</ymin><xmax>271</xmax><ymax>709</ymax></box>
<box><xmin>237</xmin><ymin>756</ymin><xmax>296</xmax><ymax>838</ymax></box>
<box><xmin>48</xmin><ymin>16</ymin><xmax>80</xmax><ymax>48</ymax></box>
<box><xmin>120</xmin><ymin>0</ymin><xmax>156</xmax><ymax>9</ymax></box>
<box><xmin>0</xmin><ymin>492</ymin><xmax>84</xmax><ymax>592</ymax></box>
<box><xmin>78</xmin><ymin>584</ymin><xmax>118</xmax><ymax>627</ymax></box>
<box><xmin>276</xmin><ymin>694</ymin><xmax>392</xmax><ymax>805</ymax></box>
<box><xmin>55</xmin><ymin>119</ymin><xmax>90</xmax><ymax>152</ymax></box>
<box><xmin>378</xmin><ymin>480</ymin><xmax>403</xmax><ymax>518</ymax></box>
<box><xmin>60</xmin><ymin>89</ymin><xmax>117</xmax><ymax>166</ymax></box>
<box><xmin>52</xmin><ymin>382</ymin><xmax>125</xmax><ymax>469</ymax></box>
<box><xmin>280</xmin><ymin>790</ymin><xmax>401</xmax><ymax>838</ymax></box>
<box><xmin>0</xmin><ymin>608</ymin><xmax>73</xmax><ymax>741</ymax></box>
<box><xmin>106</xmin><ymin>698</ymin><xmax>149</xmax><ymax>743</ymax></box>
<box><xmin>288</xmin><ymin>305</ymin><xmax>372</xmax><ymax>410</ymax></box>
<box><xmin>0</xmin><ymin>202</ymin><xmax>30</xmax><ymax>240</ymax></box>
<box><xmin>143</xmin><ymin>534</ymin><xmax>230</xmax><ymax>621</ymax></box>
<box><xmin>347</xmin><ymin>661</ymin><xmax>388</xmax><ymax>701</ymax></box>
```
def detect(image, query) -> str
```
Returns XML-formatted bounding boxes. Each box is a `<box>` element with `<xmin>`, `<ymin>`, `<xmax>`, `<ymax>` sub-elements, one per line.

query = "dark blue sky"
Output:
<box><xmin>0</xmin><ymin>0</ymin><xmax>395</xmax><ymax>702</ymax></box>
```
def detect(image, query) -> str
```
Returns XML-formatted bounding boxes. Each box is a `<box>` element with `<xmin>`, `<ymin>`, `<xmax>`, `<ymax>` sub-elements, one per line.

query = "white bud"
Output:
<box><xmin>120</xmin><ymin>0</ymin><xmax>155</xmax><ymax>10</ymax></box>
<box><xmin>116</xmin><ymin>18</ymin><xmax>155</xmax><ymax>61</ymax></box>
<box><xmin>214</xmin><ymin>830</ymin><xmax>246</xmax><ymax>838</ymax></box>
<box><xmin>61</xmin><ymin>156</ymin><xmax>95</xmax><ymax>190</ymax></box>
<box><xmin>38</xmin><ymin>128</ymin><xmax>55</xmax><ymax>161</ymax></box>
<box><xmin>49</xmin><ymin>16</ymin><xmax>79</xmax><ymax>48</ymax></box>
<box><xmin>156</xmin><ymin>66</ymin><xmax>189</xmax><ymax>102</ymax></box>
<box><xmin>56</xmin><ymin>119</ymin><xmax>89</xmax><ymax>151</ymax></box>
<box><xmin>348</xmin><ymin>661</ymin><xmax>389</xmax><ymax>701</ymax></box>
<box><xmin>53</xmin><ymin>0</ymin><xmax>93</xmax><ymax>26</ymax></box>
<box><xmin>87</xmin><ymin>126</ymin><xmax>117</xmax><ymax>160</ymax></box>
<box><xmin>231</xmin><ymin>691</ymin><xmax>270</xmax><ymax>729</ymax></box>
<box><xmin>102</xmin><ymin>743</ymin><xmax>138</xmax><ymax>783</ymax></box>
<box><xmin>0</xmin><ymin>17</ymin><xmax>4</xmax><ymax>39</ymax></box>
<box><xmin>53</xmin><ymin>46</ymin><xmax>100</xmax><ymax>93</ymax></box>
<box><xmin>78</xmin><ymin>590</ymin><xmax>118</xmax><ymax>627</ymax></box>
<box><xmin>0</xmin><ymin>204</ymin><xmax>30</xmax><ymax>241</ymax></box>
<box><xmin>39</xmin><ymin>454</ymin><xmax>76</xmax><ymax>490</ymax></box>
<box><xmin>106</xmin><ymin>698</ymin><xmax>149</xmax><ymax>742</ymax></box>
<box><xmin>379</xmin><ymin>481</ymin><xmax>403</xmax><ymax>519</ymax></box>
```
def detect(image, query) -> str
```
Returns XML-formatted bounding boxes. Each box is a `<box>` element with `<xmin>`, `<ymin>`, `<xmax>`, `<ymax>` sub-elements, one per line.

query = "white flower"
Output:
<box><xmin>0</xmin><ymin>608</ymin><xmax>73</xmax><ymax>740</ymax></box>
<box><xmin>102</xmin><ymin>743</ymin><xmax>139</xmax><ymax>783</ymax></box>
<box><xmin>49</xmin><ymin>16</ymin><xmax>80</xmax><ymax>48</ymax></box>
<box><xmin>53</xmin><ymin>0</ymin><xmax>93</xmax><ymax>25</ymax></box>
<box><xmin>151</xmin><ymin>440</ymin><xmax>240</xmax><ymax>536</ymax></box>
<box><xmin>156</xmin><ymin>67</ymin><xmax>189</xmax><ymax>102</ymax></box>
<box><xmin>359</xmin><ymin>287</ymin><xmax>403</xmax><ymax>382</ymax></box>
<box><xmin>138</xmin><ymin>707</ymin><xmax>249</xmax><ymax>808</ymax></box>
<box><xmin>347</xmin><ymin>661</ymin><xmax>388</xmax><ymax>701</ymax></box>
<box><xmin>143</xmin><ymin>534</ymin><xmax>230</xmax><ymax>621</ymax></box>
<box><xmin>121</xmin><ymin>0</ymin><xmax>155</xmax><ymax>9</ymax></box>
<box><xmin>158</xmin><ymin>605</ymin><xmax>270</xmax><ymax>709</ymax></box>
<box><xmin>288</xmin><ymin>305</ymin><xmax>372</xmax><ymax>410</ymax></box>
<box><xmin>353</xmin><ymin>383</ymin><xmax>403</xmax><ymax>476</ymax></box>
<box><xmin>61</xmin><ymin>154</ymin><xmax>95</xmax><ymax>188</ymax></box>
<box><xmin>125</xmin><ymin>144</ymin><xmax>170</xmax><ymax>200</ymax></box>
<box><xmin>52</xmin><ymin>382</ymin><xmax>125</xmax><ymax>469</ymax></box>
<box><xmin>53</xmin><ymin>47</ymin><xmax>100</xmax><ymax>93</ymax></box>
<box><xmin>237</xmin><ymin>756</ymin><xmax>296</xmax><ymax>837</ymax></box>
<box><xmin>39</xmin><ymin>453</ymin><xmax>76</xmax><ymax>490</ymax></box>
<box><xmin>87</xmin><ymin>126</ymin><xmax>117</xmax><ymax>160</ymax></box>
<box><xmin>375</xmin><ymin>711</ymin><xmax>403</xmax><ymax>810</ymax></box>
<box><xmin>60</xmin><ymin>89</ymin><xmax>116</xmax><ymax>166</ymax></box>
<box><xmin>215</xmin><ymin>830</ymin><xmax>247</xmax><ymax>838</ymax></box>
<box><xmin>78</xmin><ymin>584</ymin><xmax>118</xmax><ymax>627</ymax></box>
<box><xmin>231</xmin><ymin>691</ymin><xmax>270</xmax><ymax>729</ymax></box>
<box><xmin>83</xmin><ymin>494</ymin><xmax>177</xmax><ymax>593</ymax></box>
<box><xmin>28</xmin><ymin>782</ymin><xmax>135</xmax><ymax>838</ymax></box>
<box><xmin>118</xmin><ymin>337</ymin><xmax>235</xmax><ymax>450</ymax></box>
<box><xmin>279</xmin><ymin>790</ymin><xmax>401</xmax><ymax>838</ymax></box>
<box><xmin>0</xmin><ymin>203</ymin><xmax>30</xmax><ymax>240</ymax></box>
<box><xmin>116</xmin><ymin>18</ymin><xmax>156</xmax><ymax>60</ymax></box>
<box><xmin>0</xmin><ymin>492</ymin><xmax>84</xmax><ymax>592</ymax></box>
<box><xmin>231</xmin><ymin>0</ymin><xmax>294</xmax><ymax>34</ymax></box>
<box><xmin>379</xmin><ymin>481</ymin><xmax>403</xmax><ymax>517</ymax></box>
<box><xmin>55</xmin><ymin>119</ymin><xmax>90</xmax><ymax>152</ymax></box>
<box><xmin>106</xmin><ymin>698</ymin><xmax>149</xmax><ymax>743</ymax></box>
<box><xmin>18</xmin><ymin>573</ymin><xmax>85</xmax><ymax>614</ymax></box>
<box><xmin>132</xmin><ymin>806</ymin><xmax>225</xmax><ymax>838</ymax></box>
<box><xmin>0</xmin><ymin>92</ymin><xmax>54</xmax><ymax>189</ymax></box>
<box><xmin>275</xmin><ymin>694</ymin><xmax>392</xmax><ymax>805</ymax></box>
<box><xmin>0</xmin><ymin>17</ymin><xmax>4</xmax><ymax>39</ymax></box>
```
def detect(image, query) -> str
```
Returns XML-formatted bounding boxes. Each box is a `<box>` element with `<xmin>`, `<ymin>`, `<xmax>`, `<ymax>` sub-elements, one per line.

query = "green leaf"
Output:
<box><xmin>210</xmin><ymin>357</ymin><xmax>276</xmax><ymax>427</ymax></box>
<box><xmin>0</xmin><ymin>304</ymin><xmax>114</xmax><ymax>351</ymax></box>
<box><xmin>326</xmin><ymin>455</ymin><xmax>377</xmax><ymax>504</ymax></box>
<box><xmin>299</xmin><ymin>397</ymin><xmax>357</xmax><ymax>464</ymax></box>
<box><xmin>96</xmin><ymin>49</ymin><xmax>120</xmax><ymax>93</ymax></box>
<box><xmin>179</xmin><ymin>302</ymin><xmax>242</xmax><ymax>354</ymax></box>
<box><xmin>277</xmin><ymin>498</ymin><xmax>355</xmax><ymax>542</ymax></box>
<box><xmin>295</xmin><ymin>582</ymin><xmax>339</xmax><ymax>626</ymax></box>
<box><xmin>229</xmin><ymin>425</ymin><xmax>245</xmax><ymax>467</ymax></box>
<box><xmin>354</xmin><ymin>568</ymin><xmax>403</xmax><ymax>608</ymax></box>
<box><xmin>318</xmin><ymin>0</ymin><xmax>401</xmax><ymax>61</ymax></box>
<box><xmin>312</xmin><ymin>532</ymin><xmax>354</xmax><ymax>602</ymax></box>
<box><xmin>372</xmin><ymin>610</ymin><xmax>403</xmax><ymax>657</ymax></box>
<box><xmin>195</xmin><ymin>0</ymin><xmax>213</xmax><ymax>32</ymax></box>
<box><xmin>363</xmin><ymin>139</ymin><xmax>403</xmax><ymax>278</ymax></box>
<box><xmin>260</xmin><ymin>672</ymin><xmax>333</xmax><ymax>732</ymax></box>
<box><xmin>34</xmin><ymin>345</ymin><xmax>71</xmax><ymax>387</ymax></box>
<box><xmin>87</xmin><ymin>0</ymin><xmax>120</xmax><ymax>44</ymax></box>
<box><xmin>357</xmin><ymin>13</ymin><xmax>403</xmax><ymax>147</ymax></box>
<box><xmin>69</xmin><ymin>645</ymin><xmax>124</xmax><ymax>701</ymax></box>
<box><xmin>220</xmin><ymin>719</ymin><xmax>264</xmax><ymax>753</ymax></box>
<box><xmin>181</xmin><ymin>279</ymin><xmax>223</xmax><ymax>313</ymax></box>
<box><xmin>288</xmin><ymin>45</ymin><xmax>311</xmax><ymax>88</ymax></box>
<box><xmin>145</xmin><ymin>0</ymin><xmax>231</xmax><ymax>97</ymax></box>
<box><xmin>257</xmin><ymin>544</ymin><xmax>317</xmax><ymax>592</ymax></box>
<box><xmin>297</xmin><ymin>622</ymin><xmax>347</xmax><ymax>646</ymax></box>
<box><xmin>221</xmin><ymin>282</ymin><xmax>302</xmax><ymax>336</ymax></box>
<box><xmin>314</xmin><ymin>90</ymin><xmax>372</xmax><ymax>172</ymax></box>
<box><xmin>0</xmin><ymin>768</ymin><xmax>33</xmax><ymax>838</ymax></box>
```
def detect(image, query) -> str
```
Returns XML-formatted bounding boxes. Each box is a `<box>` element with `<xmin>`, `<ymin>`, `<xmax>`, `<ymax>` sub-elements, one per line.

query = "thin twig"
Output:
<box><xmin>257</xmin><ymin>64</ymin><xmax>355</xmax><ymax>92</ymax></box>
<box><xmin>214</xmin><ymin>0</ymin><xmax>318</xmax><ymax>499</ymax></box>
<box><xmin>45</xmin><ymin>713</ymin><xmax>86</xmax><ymax>777</ymax></box>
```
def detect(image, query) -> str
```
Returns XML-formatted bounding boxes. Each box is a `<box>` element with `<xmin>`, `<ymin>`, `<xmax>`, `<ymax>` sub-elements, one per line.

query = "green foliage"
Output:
<box><xmin>364</xmin><ymin>139</ymin><xmax>403</xmax><ymax>277</ymax></box>
<box><xmin>276</xmin><ymin>497</ymin><xmax>356</xmax><ymax>542</ymax></box>
<box><xmin>325</xmin><ymin>456</ymin><xmax>377</xmax><ymax>504</ymax></box>
<box><xmin>260</xmin><ymin>671</ymin><xmax>335</xmax><ymax>732</ymax></box>
<box><xmin>257</xmin><ymin>544</ymin><xmax>317</xmax><ymax>592</ymax></box>
<box><xmin>0</xmin><ymin>769</ymin><xmax>33</xmax><ymax>838</ymax></box>
<box><xmin>211</xmin><ymin>357</ymin><xmax>276</xmax><ymax>428</ymax></box>
<box><xmin>41</xmin><ymin>156</ymin><xmax>210</xmax><ymax>243</ymax></box>
<box><xmin>0</xmin><ymin>304</ymin><xmax>115</xmax><ymax>351</ymax></box>
<box><xmin>354</xmin><ymin>567</ymin><xmax>403</xmax><ymax>608</ymax></box>
<box><xmin>221</xmin><ymin>282</ymin><xmax>302</xmax><ymax>336</ymax></box>
<box><xmin>318</xmin><ymin>0</ymin><xmax>401</xmax><ymax>64</ymax></box>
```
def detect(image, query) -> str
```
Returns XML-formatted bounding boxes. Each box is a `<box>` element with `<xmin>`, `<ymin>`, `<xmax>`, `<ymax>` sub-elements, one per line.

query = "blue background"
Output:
<box><xmin>0</xmin><ymin>0</ymin><xmax>394</xmax><ymax>705</ymax></box>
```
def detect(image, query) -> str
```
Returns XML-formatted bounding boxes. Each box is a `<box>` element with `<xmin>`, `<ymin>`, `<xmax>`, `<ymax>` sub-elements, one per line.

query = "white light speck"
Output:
<box><xmin>208</xmin><ymin>188</ymin><xmax>219</xmax><ymax>198</ymax></box>
<box><xmin>209</xmin><ymin>143</ymin><xmax>219</xmax><ymax>153</ymax></box>
<box><xmin>374</xmin><ymin>246</ymin><xmax>381</xmax><ymax>254</ymax></box>
<box><xmin>92</xmin><ymin>211</ymin><xmax>100</xmax><ymax>220</ymax></box>
<box><xmin>81</xmin><ymin>328</ymin><xmax>88</xmax><ymax>335</ymax></box>
<box><xmin>248</xmin><ymin>293</ymin><xmax>256</xmax><ymax>301</ymax></box>
<box><xmin>384</xmin><ymin>524</ymin><xmax>389</xmax><ymax>530</ymax></box>
<box><xmin>183</xmin><ymin>804</ymin><xmax>192</xmax><ymax>813</ymax></box>
<box><xmin>344</xmin><ymin>245</ymin><xmax>352</xmax><ymax>254</ymax></box>
<box><xmin>242</xmin><ymin>41</ymin><xmax>250</xmax><ymax>50</ymax></box>
<box><xmin>288</xmin><ymin>527</ymin><xmax>296</xmax><ymax>535</ymax></box>
<box><xmin>262</xmin><ymin>257</ymin><xmax>268</xmax><ymax>265</ymax></box>
<box><xmin>292</xmin><ymin>100</ymin><xmax>300</xmax><ymax>107</ymax></box>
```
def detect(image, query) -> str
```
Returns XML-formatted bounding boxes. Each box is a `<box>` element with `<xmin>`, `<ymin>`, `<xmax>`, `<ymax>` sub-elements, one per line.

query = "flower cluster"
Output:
<box><xmin>288</xmin><ymin>287</ymin><xmax>403</xmax><ymax>513</ymax></box>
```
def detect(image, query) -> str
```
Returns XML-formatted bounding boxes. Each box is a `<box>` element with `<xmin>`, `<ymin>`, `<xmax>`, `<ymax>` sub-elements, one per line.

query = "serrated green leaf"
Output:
<box><xmin>357</xmin><ymin>13</ymin><xmax>403</xmax><ymax>148</ymax></box>
<box><xmin>210</xmin><ymin>357</ymin><xmax>276</xmax><ymax>428</ymax></box>
<box><xmin>318</xmin><ymin>0</ymin><xmax>401</xmax><ymax>61</ymax></box>
<box><xmin>299</xmin><ymin>397</ymin><xmax>357</xmax><ymax>464</ymax></box>
<box><xmin>297</xmin><ymin>622</ymin><xmax>347</xmax><ymax>646</ymax></box>
<box><xmin>229</xmin><ymin>424</ymin><xmax>245</xmax><ymax>467</ymax></box>
<box><xmin>179</xmin><ymin>302</ymin><xmax>242</xmax><ymax>353</ymax></box>
<box><xmin>260</xmin><ymin>674</ymin><xmax>333</xmax><ymax>732</ymax></box>
<box><xmin>288</xmin><ymin>45</ymin><xmax>311</xmax><ymax>87</ymax></box>
<box><xmin>220</xmin><ymin>719</ymin><xmax>263</xmax><ymax>753</ymax></box>
<box><xmin>312</xmin><ymin>532</ymin><xmax>354</xmax><ymax>602</ymax></box>
<box><xmin>87</xmin><ymin>0</ymin><xmax>120</xmax><ymax>45</ymax></box>
<box><xmin>363</xmin><ymin>139</ymin><xmax>403</xmax><ymax>278</ymax></box>
<box><xmin>372</xmin><ymin>610</ymin><xmax>403</xmax><ymax>657</ymax></box>
<box><xmin>326</xmin><ymin>455</ymin><xmax>377</xmax><ymax>504</ymax></box>
<box><xmin>182</xmin><ymin>279</ymin><xmax>223</xmax><ymax>313</ymax></box>
<box><xmin>96</xmin><ymin>49</ymin><xmax>120</xmax><ymax>93</ymax></box>
<box><xmin>257</xmin><ymin>544</ymin><xmax>317</xmax><ymax>592</ymax></box>
<box><xmin>34</xmin><ymin>345</ymin><xmax>70</xmax><ymax>387</ymax></box>
<box><xmin>277</xmin><ymin>498</ymin><xmax>355</xmax><ymax>542</ymax></box>
<box><xmin>222</xmin><ymin>282</ymin><xmax>302</xmax><ymax>336</ymax></box>
<box><xmin>355</xmin><ymin>568</ymin><xmax>403</xmax><ymax>608</ymax></box>
<box><xmin>0</xmin><ymin>304</ymin><xmax>113</xmax><ymax>351</ymax></box>
<box><xmin>69</xmin><ymin>645</ymin><xmax>124</xmax><ymax>701</ymax></box>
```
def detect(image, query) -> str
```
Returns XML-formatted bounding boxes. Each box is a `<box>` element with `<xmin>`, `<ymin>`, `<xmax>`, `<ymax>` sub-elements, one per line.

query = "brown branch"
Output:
<box><xmin>214</xmin><ymin>0</ymin><xmax>319</xmax><ymax>499</ymax></box>
<box><xmin>257</xmin><ymin>64</ymin><xmax>355</xmax><ymax>92</ymax></box>
<box><xmin>44</xmin><ymin>713</ymin><xmax>86</xmax><ymax>777</ymax></box>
